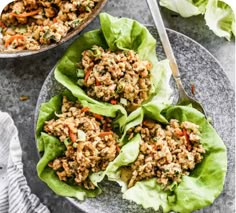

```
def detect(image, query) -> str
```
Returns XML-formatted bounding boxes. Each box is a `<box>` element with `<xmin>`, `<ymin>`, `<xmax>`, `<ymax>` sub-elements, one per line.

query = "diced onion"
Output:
<box><xmin>77</xmin><ymin>129</ymin><xmax>86</xmax><ymax>141</ymax></box>
<box><xmin>77</xmin><ymin>79</ymin><xmax>84</xmax><ymax>87</ymax></box>
<box><xmin>77</xmin><ymin>68</ymin><xmax>85</xmax><ymax>78</ymax></box>
<box><xmin>120</xmin><ymin>98</ymin><xmax>128</xmax><ymax>106</ymax></box>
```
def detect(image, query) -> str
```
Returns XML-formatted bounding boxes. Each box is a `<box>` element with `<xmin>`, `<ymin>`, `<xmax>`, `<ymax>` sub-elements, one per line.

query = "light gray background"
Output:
<box><xmin>0</xmin><ymin>0</ymin><xmax>235</xmax><ymax>212</ymax></box>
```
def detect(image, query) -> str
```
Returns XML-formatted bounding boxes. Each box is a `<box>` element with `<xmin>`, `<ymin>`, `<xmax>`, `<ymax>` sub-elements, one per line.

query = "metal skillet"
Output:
<box><xmin>0</xmin><ymin>0</ymin><xmax>108</xmax><ymax>58</ymax></box>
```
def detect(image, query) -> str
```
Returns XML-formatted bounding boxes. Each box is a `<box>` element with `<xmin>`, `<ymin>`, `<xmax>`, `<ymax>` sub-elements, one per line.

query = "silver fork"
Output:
<box><xmin>146</xmin><ymin>0</ymin><xmax>206</xmax><ymax>116</ymax></box>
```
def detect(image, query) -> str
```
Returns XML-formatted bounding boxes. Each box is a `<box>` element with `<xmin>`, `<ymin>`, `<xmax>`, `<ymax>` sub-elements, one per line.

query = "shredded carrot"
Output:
<box><xmin>98</xmin><ymin>132</ymin><xmax>113</xmax><ymax>137</ymax></box>
<box><xmin>183</xmin><ymin>129</ymin><xmax>189</xmax><ymax>141</ymax></box>
<box><xmin>4</xmin><ymin>35</ymin><xmax>25</xmax><ymax>48</ymax></box>
<box><xmin>110</xmin><ymin>99</ymin><xmax>117</xmax><ymax>105</ymax></box>
<box><xmin>175</xmin><ymin>129</ymin><xmax>184</xmax><ymax>136</ymax></box>
<box><xmin>116</xmin><ymin>145</ymin><xmax>121</xmax><ymax>152</ymax></box>
<box><xmin>95</xmin><ymin>79</ymin><xmax>101</xmax><ymax>86</ymax></box>
<box><xmin>69</xmin><ymin>129</ymin><xmax>77</xmax><ymax>143</ymax></box>
<box><xmin>183</xmin><ymin>129</ymin><xmax>191</xmax><ymax>151</ymax></box>
<box><xmin>191</xmin><ymin>83</ymin><xmax>195</xmax><ymax>96</ymax></box>
<box><xmin>146</xmin><ymin>62</ymin><xmax>152</xmax><ymax>70</ymax></box>
<box><xmin>17</xmin><ymin>45</ymin><xmax>24</xmax><ymax>49</ymax></box>
<box><xmin>143</xmin><ymin>120</ymin><xmax>150</xmax><ymax>126</ymax></box>
<box><xmin>0</xmin><ymin>21</ymin><xmax>6</xmax><ymax>28</ymax></box>
<box><xmin>84</xmin><ymin>69</ymin><xmax>91</xmax><ymax>82</ymax></box>
<box><xmin>53</xmin><ymin>18</ymin><xmax>57</xmax><ymax>23</ymax></box>
<box><xmin>152</xmin><ymin>144</ymin><xmax>157</xmax><ymax>150</ymax></box>
<box><xmin>93</xmin><ymin>113</ymin><xmax>103</xmax><ymax>120</ymax></box>
<box><xmin>10</xmin><ymin>9</ymin><xmax>40</xmax><ymax>18</ymax></box>
<box><xmin>81</xmin><ymin>107</ymin><xmax>90</xmax><ymax>113</ymax></box>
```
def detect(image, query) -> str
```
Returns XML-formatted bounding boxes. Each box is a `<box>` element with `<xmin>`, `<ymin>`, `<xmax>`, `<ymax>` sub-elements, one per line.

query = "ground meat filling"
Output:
<box><xmin>44</xmin><ymin>96</ymin><xmax>119</xmax><ymax>190</ymax></box>
<box><xmin>0</xmin><ymin>0</ymin><xmax>100</xmax><ymax>51</ymax></box>
<box><xmin>79</xmin><ymin>46</ymin><xmax>152</xmax><ymax>111</ymax></box>
<box><xmin>123</xmin><ymin>119</ymin><xmax>205</xmax><ymax>189</ymax></box>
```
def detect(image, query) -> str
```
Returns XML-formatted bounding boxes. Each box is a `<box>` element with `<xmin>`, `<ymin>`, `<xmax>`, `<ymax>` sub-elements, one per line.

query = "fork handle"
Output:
<box><xmin>146</xmin><ymin>0</ymin><xmax>180</xmax><ymax>79</ymax></box>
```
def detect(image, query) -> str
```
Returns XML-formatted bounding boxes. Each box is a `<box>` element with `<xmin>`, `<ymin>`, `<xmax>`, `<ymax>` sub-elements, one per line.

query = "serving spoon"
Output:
<box><xmin>146</xmin><ymin>0</ymin><xmax>206</xmax><ymax>116</ymax></box>
<box><xmin>0</xmin><ymin>0</ymin><xmax>14</xmax><ymax>17</ymax></box>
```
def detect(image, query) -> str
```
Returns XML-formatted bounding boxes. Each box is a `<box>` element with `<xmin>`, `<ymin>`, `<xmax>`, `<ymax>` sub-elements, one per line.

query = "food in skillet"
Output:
<box><xmin>54</xmin><ymin>13</ymin><xmax>173</xmax><ymax>112</ymax></box>
<box><xmin>36</xmin><ymin>94</ymin><xmax>125</xmax><ymax>200</ymax></box>
<box><xmin>105</xmin><ymin>103</ymin><xmax>227</xmax><ymax>212</ymax></box>
<box><xmin>124</xmin><ymin>119</ymin><xmax>205</xmax><ymax>189</ymax></box>
<box><xmin>77</xmin><ymin>45</ymin><xmax>152</xmax><ymax>110</ymax></box>
<box><xmin>0</xmin><ymin>0</ymin><xmax>101</xmax><ymax>51</ymax></box>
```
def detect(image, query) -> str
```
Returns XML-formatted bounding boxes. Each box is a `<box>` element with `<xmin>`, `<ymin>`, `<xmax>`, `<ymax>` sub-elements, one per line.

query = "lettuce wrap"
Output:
<box><xmin>54</xmin><ymin>13</ymin><xmax>172</xmax><ymax>112</ymax></box>
<box><xmin>36</xmin><ymin>92</ymin><xmax>127</xmax><ymax>200</ymax></box>
<box><xmin>104</xmin><ymin>101</ymin><xmax>227</xmax><ymax>212</ymax></box>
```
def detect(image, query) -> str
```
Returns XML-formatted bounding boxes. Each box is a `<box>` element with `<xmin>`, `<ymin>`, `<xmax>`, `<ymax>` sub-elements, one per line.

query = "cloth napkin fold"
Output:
<box><xmin>0</xmin><ymin>111</ymin><xmax>50</xmax><ymax>213</ymax></box>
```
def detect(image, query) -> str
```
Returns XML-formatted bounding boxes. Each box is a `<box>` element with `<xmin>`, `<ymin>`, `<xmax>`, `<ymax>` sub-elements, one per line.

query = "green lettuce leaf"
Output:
<box><xmin>160</xmin><ymin>0</ymin><xmax>207</xmax><ymax>17</ymax></box>
<box><xmin>35</xmin><ymin>93</ymin><xmax>126</xmax><ymax>200</ymax></box>
<box><xmin>123</xmin><ymin>178</ymin><xmax>171</xmax><ymax>212</ymax></box>
<box><xmin>55</xmin><ymin>13</ymin><xmax>172</xmax><ymax>112</ymax></box>
<box><xmin>160</xmin><ymin>0</ymin><xmax>235</xmax><ymax>40</ymax></box>
<box><xmin>205</xmin><ymin>0</ymin><xmax>235</xmax><ymax>40</ymax></box>
<box><xmin>106</xmin><ymin>134</ymin><xmax>141</xmax><ymax>192</ymax></box>
<box><xmin>106</xmin><ymin>103</ymin><xmax>227</xmax><ymax>212</ymax></box>
<box><xmin>36</xmin><ymin>95</ymin><xmax>62</xmax><ymax>152</ymax></box>
<box><xmin>120</xmin><ymin>100</ymin><xmax>169</xmax><ymax>144</ymax></box>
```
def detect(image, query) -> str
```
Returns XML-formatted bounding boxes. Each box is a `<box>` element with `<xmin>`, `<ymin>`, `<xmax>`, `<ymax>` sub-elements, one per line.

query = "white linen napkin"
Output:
<box><xmin>0</xmin><ymin>111</ymin><xmax>50</xmax><ymax>213</ymax></box>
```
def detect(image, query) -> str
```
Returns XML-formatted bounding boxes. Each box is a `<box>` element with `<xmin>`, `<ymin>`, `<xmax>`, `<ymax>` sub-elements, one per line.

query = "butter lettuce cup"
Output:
<box><xmin>54</xmin><ymin>13</ymin><xmax>172</xmax><ymax>113</ymax></box>
<box><xmin>35</xmin><ymin>92</ymin><xmax>126</xmax><ymax>200</ymax></box>
<box><xmin>104</xmin><ymin>101</ymin><xmax>227</xmax><ymax>213</ymax></box>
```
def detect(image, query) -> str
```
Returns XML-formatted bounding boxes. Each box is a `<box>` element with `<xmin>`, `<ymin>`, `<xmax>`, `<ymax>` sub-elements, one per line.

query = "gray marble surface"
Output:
<box><xmin>0</xmin><ymin>0</ymin><xmax>235</xmax><ymax>213</ymax></box>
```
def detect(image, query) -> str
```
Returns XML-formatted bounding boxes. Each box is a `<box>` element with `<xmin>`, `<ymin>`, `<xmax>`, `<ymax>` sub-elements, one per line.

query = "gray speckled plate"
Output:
<box><xmin>35</xmin><ymin>27</ymin><xmax>235</xmax><ymax>213</ymax></box>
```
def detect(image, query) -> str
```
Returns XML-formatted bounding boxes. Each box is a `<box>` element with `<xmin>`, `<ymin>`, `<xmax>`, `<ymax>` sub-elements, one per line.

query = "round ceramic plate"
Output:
<box><xmin>35</xmin><ymin>27</ymin><xmax>235</xmax><ymax>213</ymax></box>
